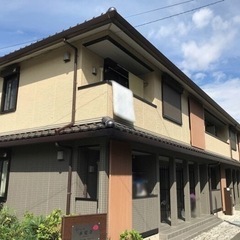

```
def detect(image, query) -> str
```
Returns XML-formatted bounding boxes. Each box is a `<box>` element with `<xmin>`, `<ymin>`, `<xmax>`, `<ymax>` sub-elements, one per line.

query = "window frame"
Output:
<box><xmin>77</xmin><ymin>146</ymin><xmax>100</xmax><ymax>200</ymax></box>
<box><xmin>103</xmin><ymin>58</ymin><xmax>129</xmax><ymax>88</ymax></box>
<box><xmin>229</xmin><ymin>128</ymin><xmax>237</xmax><ymax>151</ymax></box>
<box><xmin>0</xmin><ymin>150</ymin><xmax>11</xmax><ymax>202</ymax></box>
<box><xmin>162</xmin><ymin>73</ymin><xmax>183</xmax><ymax>125</ymax></box>
<box><xmin>1</xmin><ymin>67</ymin><xmax>20</xmax><ymax>113</ymax></box>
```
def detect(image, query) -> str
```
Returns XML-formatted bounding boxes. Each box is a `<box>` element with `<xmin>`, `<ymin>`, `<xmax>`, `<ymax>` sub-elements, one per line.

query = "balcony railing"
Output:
<box><xmin>205</xmin><ymin>132</ymin><xmax>230</xmax><ymax>158</ymax></box>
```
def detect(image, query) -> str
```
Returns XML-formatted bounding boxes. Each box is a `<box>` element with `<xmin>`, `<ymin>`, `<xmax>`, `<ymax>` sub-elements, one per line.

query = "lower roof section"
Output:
<box><xmin>0</xmin><ymin>117</ymin><xmax>239</xmax><ymax>167</ymax></box>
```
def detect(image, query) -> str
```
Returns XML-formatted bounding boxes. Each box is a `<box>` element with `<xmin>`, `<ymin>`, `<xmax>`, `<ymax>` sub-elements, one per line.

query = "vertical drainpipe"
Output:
<box><xmin>56</xmin><ymin>142</ymin><xmax>73</xmax><ymax>215</ymax></box>
<box><xmin>56</xmin><ymin>39</ymin><xmax>78</xmax><ymax>215</ymax></box>
<box><xmin>57</xmin><ymin>38</ymin><xmax>78</xmax><ymax>132</ymax></box>
<box><xmin>65</xmin><ymin>145</ymin><xmax>73</xmax><ymax>216</ymax></box>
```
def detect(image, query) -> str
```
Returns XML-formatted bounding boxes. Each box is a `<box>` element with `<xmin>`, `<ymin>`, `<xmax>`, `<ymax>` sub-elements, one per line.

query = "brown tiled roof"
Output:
<box><xmin>0</xmin><ymin>122</ymin><xmax>106</xmax><ymax>143</ymax></box>
<box><xmin>0</xmin><ymin>119</ymin><xmax>239</xmax><ymax>167</ymax></box>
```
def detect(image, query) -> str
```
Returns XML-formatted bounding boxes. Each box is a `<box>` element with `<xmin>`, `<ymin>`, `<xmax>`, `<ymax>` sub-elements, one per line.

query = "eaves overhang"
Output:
<box><xmin>0</xmin><ymin>120</ymin><xmax>239</xmax><ymax>167</ymax></box>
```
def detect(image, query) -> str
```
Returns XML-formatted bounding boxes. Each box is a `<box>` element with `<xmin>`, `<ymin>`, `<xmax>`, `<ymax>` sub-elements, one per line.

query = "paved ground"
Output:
<box><xmin>192</xmin><ymin>210</ymin><xmax>240</xmax><ymax>240</ymax></box>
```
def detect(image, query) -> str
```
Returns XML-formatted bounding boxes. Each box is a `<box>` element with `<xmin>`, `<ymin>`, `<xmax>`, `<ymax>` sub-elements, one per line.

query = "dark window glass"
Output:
<box><xmin>0</xmin><ymin>151</ymin><xmax>10</xmax><ymax>202</ymax></box>
<box><xmin>162</xmin><ymin>81</ymin><xmax>182</xmax><ymax>125</ymax></box>
<box><xmin>230</xmin><ymin>129</ymin><xmax>237</xmax><ymax>151</ymax></box>
<box><xmin>204</xmin><ymin>110</ymin><xmax>227</xmax><ymax>141</ymax></box>
<box><xmin>104</xmin><ymin>58</ymin><xmax>129</xmax><ymax>88</ymax></box>
<box><xmin>1</xmin><ymin>73</ymin><xmax>19</xmax><ymax>113</ymax></box>
<box><xmin>77</xmin><ymin>146</ymin><xmax>100</xmax><ymax>199</ymax></box>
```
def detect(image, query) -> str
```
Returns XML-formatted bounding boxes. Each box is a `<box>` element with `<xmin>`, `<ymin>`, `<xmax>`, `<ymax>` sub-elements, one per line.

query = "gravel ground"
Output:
<box><xmin>192</xmin><ymin>210</ymin><xmax>240</xmax><ymax>240</ymax></box>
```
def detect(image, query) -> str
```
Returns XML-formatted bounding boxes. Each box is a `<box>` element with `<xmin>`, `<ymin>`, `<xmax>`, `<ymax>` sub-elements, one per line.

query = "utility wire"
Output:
<box><xmin>134</xmin><ymin>0</ymin><xmax>224</xmax><ymax>28</ymax></box>
<box><xmin>127</xmin><ymin>0</ymin><xmax>195</xmax><ymax>18</ymax></box>
<box><xmin>0</xmin><ymin>0</ymin><xmax>225</xmax><ymax>53</ymax></box>
<box><xmin>0</xmin><ymin>39</ymin><xmax>38</xmax><ymax>51</ymax></box>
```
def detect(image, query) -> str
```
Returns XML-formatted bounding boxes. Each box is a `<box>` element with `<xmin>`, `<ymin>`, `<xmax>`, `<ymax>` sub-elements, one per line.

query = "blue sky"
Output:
<box><xmin>0</xmin><ymin>0</ymin><xmax>239</xmax><ymax>122</ymax></box>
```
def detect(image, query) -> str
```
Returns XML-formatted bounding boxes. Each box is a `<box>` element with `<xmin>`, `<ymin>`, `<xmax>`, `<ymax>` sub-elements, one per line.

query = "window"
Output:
<box><xmin>1</xmin><ymin>67</ymin><xmax>20</xmax><ymax>113</ymax></box>
<box><xmin>77</xmin><ymin>146</ymin><xmax>100</xmax><ymax>200</ymax></box>
<box><xmin>229</xmin><ymin>129</ymin><xmax>237</xmax><ymax>151</ymax></box>
<box><xmin>132</xmin><ymin>151</ymin><xmax>156</xmax><ymax>198</ymax></box>
<box><xmin>104</xmin><ymin>58</ymin><xmax>129</xmax><ymax>88</ymax></box>
<box><xmin>0</xmin><ymin>151</ymin><xmax>10</xmax><ymax>202</ymax></box>
<box><xmin>162</xmin><ymin>73</ymin><xmax>183</xmax><ymax>125</ymax></box>
<box><xmin>204</xmin><ymin>110</ymin><xmax>227</xmax><ymax>141</ymax></box>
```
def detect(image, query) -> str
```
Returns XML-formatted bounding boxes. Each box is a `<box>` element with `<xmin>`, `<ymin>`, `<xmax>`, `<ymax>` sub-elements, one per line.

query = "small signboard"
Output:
<box><xmin>72</xmin><ymin>223</ymin><xmax>100</xmax><ymax>240</ymax></box>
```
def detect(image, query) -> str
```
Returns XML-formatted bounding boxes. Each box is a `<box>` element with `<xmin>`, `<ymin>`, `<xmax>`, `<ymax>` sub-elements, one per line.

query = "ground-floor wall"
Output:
<box><xmin>3</xmin><ymin>138</ymin><xmax>240</xmax><ymax>239</ymax></box>
<box><xmin>6</xmin><ymin>143</ymin><xmax>69</xmax><ymax>217</ymax></box>
<box><xmin>4</xmin><ymin>138</ymin><xmax>109</xmax><ymax>218</ymax></box>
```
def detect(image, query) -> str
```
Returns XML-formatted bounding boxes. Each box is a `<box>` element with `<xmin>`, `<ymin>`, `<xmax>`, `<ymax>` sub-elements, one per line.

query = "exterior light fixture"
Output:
<box><xmin>57</xmin><ymin>150</ymin><xmax>64</xmax><ymax>161</ymax></box>
<box><xmin>63</xmin><ymin>52</ymin><xmax>71</xmax><ymax>63</ymax></box>
<box><xmin>92</xmin><ymin>67</ymin><xmax>97</xmax><ymax>75</ymax></box>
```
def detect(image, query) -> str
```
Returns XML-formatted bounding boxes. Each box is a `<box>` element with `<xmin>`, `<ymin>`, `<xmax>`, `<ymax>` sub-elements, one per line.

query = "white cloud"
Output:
<box><xmin>193</xmin><ymin>72</ymin><xmax>207</xmax><ymax>84</ymax></box>
<box><xmin>211</xmin><ymin>16</ymin><xmax>229</xmax><ymax>31</ymax></box>
<box><xmin>192</xmin><ymin>8</ymin><xmax>213</xmax><ymax>28</ymax></box>
<box><xmin>201</xmin><ymin>77</ymin><xmax>240</xmax><ymax>123</ymax></box>
<box><xmin>212</xmin><ymin>71</ymin><xmax>226</xmax><ymax>82</ymax></box>
<box><xmin>181</xmin><ymin>39</ymin><xmax>222</xmax><ymax>71</ymax></box>
<box><xmin>180</xmin><ymin>14</ymin><xmax>237</xmax><ymax>72</ymax></box>
<box><xmin>148</xmin><ymin>21</ymin><xmax>190</xmax><ymax>39</ymax></box>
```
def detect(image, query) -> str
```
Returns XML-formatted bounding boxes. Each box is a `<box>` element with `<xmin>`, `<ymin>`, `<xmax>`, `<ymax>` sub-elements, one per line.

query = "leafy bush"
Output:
<box><xmin>37</xmin><ymin>209</ymin><xmax>62</xmax><ymax>240</ymax></box>
<box><xmin>0</xmin><ymin>207</ymin><xmax>22</xmax><ymax>240</ymax></box>
<box><xmin>120</xmin><ymin>230</ymin><xmax>143</xmax><ymax>240</ymax></box>
<box><xmin>0</xmin><ymin>207</ymin><xmax>62</xmax><ymax>240</ymax></box>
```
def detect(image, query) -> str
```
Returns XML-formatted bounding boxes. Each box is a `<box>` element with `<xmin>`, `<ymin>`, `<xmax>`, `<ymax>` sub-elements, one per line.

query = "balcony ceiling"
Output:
<box><xmin>84</xmin><ymin>36</ymin><xmax>153</xmax><ymax>76</ymax></box>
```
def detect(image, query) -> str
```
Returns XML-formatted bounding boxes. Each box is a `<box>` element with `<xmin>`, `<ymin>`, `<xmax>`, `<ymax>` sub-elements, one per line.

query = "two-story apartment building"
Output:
<box><xmin>0</xmin><ymin>8</ymin><xmax>240</xmax><ymax>240</ymax></box>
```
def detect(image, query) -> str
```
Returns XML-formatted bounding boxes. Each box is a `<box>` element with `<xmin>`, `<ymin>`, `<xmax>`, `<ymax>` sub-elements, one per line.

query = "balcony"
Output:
<box><xmin>205</xmin><ymin>132</ymin><xmax>230</xmax><ymax>158</ymax></box>
<box><xmin>76</xmin><ymin>81</ymin><xmax>191</xmax><ymax>144</ymax></box>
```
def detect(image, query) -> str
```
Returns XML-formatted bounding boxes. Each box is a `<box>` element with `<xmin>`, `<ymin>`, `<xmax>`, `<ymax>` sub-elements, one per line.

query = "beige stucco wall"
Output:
<box><xmin>80</xmin><ymin>46</ymin><xmax>104</xmax><ymax>86</ymax></box>
<box><xmin>0</xmin><ymin>46</ymin><xmax>75</xmax><ymax>134</ymax></box>
<box><xmin>129</xmin><ymin>72</ymin><xmax>144</xmax><ymax>98</ymax></box>
<box><xmin>139</xmin><ymin>71</ymin><xmax>191</xmax><ymax>144</ymax></box>
<box><xmin>232</xmin><ymin>149</ymin><xmax>240</xmax><ymax>161</ymax></box>
<box><xmin>205</xmin><ymin>133</ymin><xmax>230</xmax><ymax>158</ymax></box>
<box><xmin>75</xmin><ymin>83</ymin><xmax>113</xmax><ymax>123</ymax></box>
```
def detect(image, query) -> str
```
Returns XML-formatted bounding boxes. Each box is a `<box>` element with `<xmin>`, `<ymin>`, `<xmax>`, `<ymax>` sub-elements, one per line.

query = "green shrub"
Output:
<box><xmin>0</xmin><ymin>207</ymin><xmax>26</xmax><ymax>240</ymax></box>
<box><xmin>120</xmin><ymin>230</ymin><xmax>143</xmax><ymax>240</ymax></box>
<box><xmin>37</xmin><ymin>209</ymin><xmax>62</xmax><ymax>240</ymax></box>
<box><xmin>0</xmin><ymin>207</ymin><xmax>62</xmax><ymax>240</ymax></box>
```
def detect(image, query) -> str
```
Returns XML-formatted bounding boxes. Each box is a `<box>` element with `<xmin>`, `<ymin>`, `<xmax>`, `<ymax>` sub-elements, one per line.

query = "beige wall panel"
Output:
<box><xmin>129</xmin><ymin>73</ymin><xmax>144</xmax><ymax>98</ymax></box>
<box><xmin>142</xmin><ymin>71</ymin><xmax>161</xmax><ymax>103</ymax></box>
<box><xmin>205</xmin><ymin>133</ymin><xmax>230</xmax><ymax>157</ymax></box>
<box><xmin>0</xmin><ymin>47</ymin><xmax>74</xmax><ymax>134</ymax></box>
<box><xmin>108</xmin><ymin>140</ymin><xmax>132</xmax><ymax>240</ymax></box>
<box><xmin>139</xmin><ymin>73</ymin><xmax>191</xmax><ymax>143</ymax></box>
<box><xmin>75</xmin><ymin>84</ymin><xmax>113</xmax><ymax>122</ymax></box>
<box><xmin>6</xmin><ymin>143</ymin><xmax>68</xmax><ymax>217</ymax></box>
<box><xmin>134</xmin><ymin>91</ymin><xmax>191</xmax><ymax>144</ymax></box>
<box><xmin>80</xmin><ymin>47</ymin><xmax>104</xmax><ymax>86</ymax></box>
<box><xmin>189</xmin><ymin>98</ymin><xmax>205</xmax><ymax>149</ymax></box>
<box><xmin>231</xmin><ymin>150</ymin><xmax>239</xmax><ymax>161</ymax></box>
